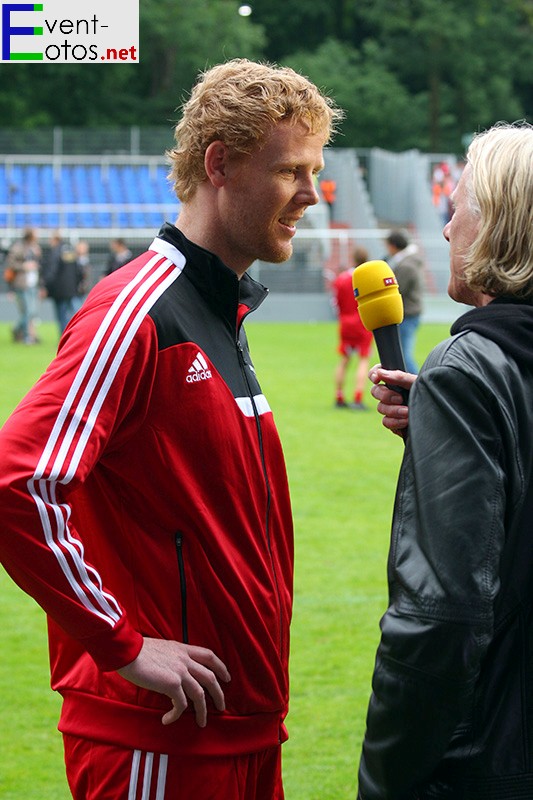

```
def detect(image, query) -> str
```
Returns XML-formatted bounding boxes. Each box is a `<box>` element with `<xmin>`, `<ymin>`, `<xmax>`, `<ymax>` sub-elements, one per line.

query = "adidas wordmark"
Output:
<box><xmin>186</xmin><ymin>352</ymin><xmax>212</xmax><ymax>383</ymax></box>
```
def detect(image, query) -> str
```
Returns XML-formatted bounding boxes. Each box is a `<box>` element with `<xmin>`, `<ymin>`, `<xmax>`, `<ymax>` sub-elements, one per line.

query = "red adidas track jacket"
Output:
<box><xmin>0</xmin><ymin>223</ymin><xmax>294</xmax><ymax>756</ymax></box>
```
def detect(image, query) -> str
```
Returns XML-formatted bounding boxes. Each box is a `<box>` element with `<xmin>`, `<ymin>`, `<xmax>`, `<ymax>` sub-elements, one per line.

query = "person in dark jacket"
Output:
<box><xmin>5</xmin><ymin>226</ymin><xmax>42</xmax><ymax>343</ymax></box>
<box><xmin>105</xmin><ymin>237</ymin><xmax>132</xmax><ymax>274</ymax></box>
<box><xmin>0</xmin><ymin>59</ymin><xmax>342</xmax><ymax>800</ymax></box>
<box><xmin>42</xmin><ymin>231</ymin><xmax>87</xmax><ymax>335</ymax></box>
<box><xmin>361</xmin><ymin>121</ymin><xmax>533</xmax><ymax>800</ymax></box>
<box><xmin>384</xmin><ymin>230</ymin><xmax>425</xmax><ymax>374</ymax></box>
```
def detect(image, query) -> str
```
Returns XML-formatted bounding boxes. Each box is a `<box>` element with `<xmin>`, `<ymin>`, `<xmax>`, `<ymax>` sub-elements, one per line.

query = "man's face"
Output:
<box><xmin>218</xmin><ymin>119</ymin><xmax>325</xmax><ymax>274</ymax></box>
<box><xmin>443</xmin><ymin>165</ymin><xmax>483</xmax><ymax>306</ymax></box>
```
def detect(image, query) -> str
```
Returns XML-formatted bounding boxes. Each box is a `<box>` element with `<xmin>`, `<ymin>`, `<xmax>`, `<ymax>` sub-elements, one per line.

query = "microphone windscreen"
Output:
<box><xmin>352</xmin><ymin>260</ymin><xmax>404</xmax><ymax>331</ymax></box>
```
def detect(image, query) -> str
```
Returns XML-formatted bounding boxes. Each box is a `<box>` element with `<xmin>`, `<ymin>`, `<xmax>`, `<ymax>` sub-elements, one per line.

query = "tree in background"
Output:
<box><xmin>0</xmin><ymin>0</ymin><xmax>265</xmax><ymax>128</ymax></box>
<box><xmin>0</xmin><ymin>0</ymin><xmax>530</xmax><ymax>153</ymax></box>
<box><xmin>254</xmin><ymin>0</ymin><xmax>532</xmax><ymax>151</ymax></box>
<box><xmin>352</xmin><ymin>0</ymin><xmax>530</xmax><ymax>150</ymax></box>
<box><xmin>139</xmin><ymin>0</ymin><xmax>266</xmax><ymax>121</ymax></box>
<box><xmin>284</xmin><ymin>38</ymin><xmax>427</xmax><ymax>150</ymax></box>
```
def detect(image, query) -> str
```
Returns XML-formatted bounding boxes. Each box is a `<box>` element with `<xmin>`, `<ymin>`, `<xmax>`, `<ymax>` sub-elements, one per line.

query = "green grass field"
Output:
<box><xmin>0</xmin><ymin>319</ymin><xmax>451</xmax><ymax>799</ymax></box>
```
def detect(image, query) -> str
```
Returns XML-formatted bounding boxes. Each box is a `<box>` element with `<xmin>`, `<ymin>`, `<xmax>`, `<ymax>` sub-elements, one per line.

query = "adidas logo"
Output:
<box><xmin>186</xmin><ymin>352</ymin><xmax>212</xmax><ymax>383</ymax></box>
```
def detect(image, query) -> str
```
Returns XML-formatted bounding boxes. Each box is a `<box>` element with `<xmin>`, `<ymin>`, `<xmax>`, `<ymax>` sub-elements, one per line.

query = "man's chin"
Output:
<box><xmin>262</xmin><ymin>244</ymin><xmax>293</xmax><ymax>265</ymax></box>
<box><xmin>448</xmin><ymin>280</ymin><xmax>478</xmax><ymax>308</ymax></box>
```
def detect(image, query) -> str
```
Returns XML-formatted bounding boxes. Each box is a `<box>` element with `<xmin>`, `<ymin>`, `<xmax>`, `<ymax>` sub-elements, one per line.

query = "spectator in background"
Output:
<box><xmin>319</xmin><ymin>178</ymin><xmax>336</xmax><ymax>217</ymax></box>
<box><xmin>74</xmin><ymin>240</ymin><xmax>92</xmax><ymax>308</ymax></box>
<box><xmin>106</xmin><ymin>237</ymin><xmax>132</xmax><ymax>274</ymax></box>
<box><xmin>431</xmin><ymin>160</ymin><xmax>455</xmax><ymax>225</ymax></box>
<box><xmin>333</xmin><ymin>245</ymin><xmax>373</xmax><ymax>410</ymax></box>
<box><xmin>42</xmin><ymin>231</ymin><xmax>87</xmax><ymax>336</ymax></box>
<box><xmin>384</xmin><ymin>230</ymin><xmax>424</xmax><ymax>374</ymax></box>
<box><xmin>5</xmin><ymin>227</ymin><xmax>42</xmax><ymax>344</ymax></box>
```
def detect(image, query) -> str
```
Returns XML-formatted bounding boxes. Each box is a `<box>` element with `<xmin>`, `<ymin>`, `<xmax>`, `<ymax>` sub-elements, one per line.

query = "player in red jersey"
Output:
<box><xmin>333</xmin><ymin>246</ymin><xmax>374</xmax><ymax>409</ymax></box>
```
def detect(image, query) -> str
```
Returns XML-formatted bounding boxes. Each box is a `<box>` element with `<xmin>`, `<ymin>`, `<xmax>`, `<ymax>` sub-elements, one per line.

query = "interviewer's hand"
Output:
<box><xmin>368</xmin><ymin>365</ymin><xmax>417</xmax><ymax>434</ymax></box>
<box><xmin>118</xmin><ymin>637</ymin><xmax>231</xmax><ymax>727</ymax></box>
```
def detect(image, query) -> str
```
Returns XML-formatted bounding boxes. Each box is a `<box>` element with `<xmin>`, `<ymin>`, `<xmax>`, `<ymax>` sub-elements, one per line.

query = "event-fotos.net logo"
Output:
<box><xmin>1</xmin><ymin>0</ymin><xmax>139</xmax><ymax>63</ymax></box>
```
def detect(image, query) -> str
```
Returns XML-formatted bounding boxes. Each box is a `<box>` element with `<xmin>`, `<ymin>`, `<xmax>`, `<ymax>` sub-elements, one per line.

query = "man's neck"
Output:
<box><xmin>174</xmin><ymin>203</ymin><xmax>249</xmax><ymax>279</ymax></box>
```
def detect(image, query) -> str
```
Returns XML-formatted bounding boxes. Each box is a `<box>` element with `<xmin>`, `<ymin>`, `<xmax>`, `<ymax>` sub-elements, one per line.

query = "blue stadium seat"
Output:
<box><xmin>1</xmin><ymin>159</ymin><xmax>180</xmax><ymax>230</ymax></box>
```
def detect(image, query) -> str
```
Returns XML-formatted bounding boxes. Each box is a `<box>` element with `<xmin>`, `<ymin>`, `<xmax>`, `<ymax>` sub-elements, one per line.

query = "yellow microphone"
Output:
<box><xmin>352</xmin><ymin>259</ymin><xmax>404</xmax><ymax>331</ymax></box>
<box><xmin>352</xmin><ymin>259</ymin><xmax>409</xmax><ymax>401</ymax></box>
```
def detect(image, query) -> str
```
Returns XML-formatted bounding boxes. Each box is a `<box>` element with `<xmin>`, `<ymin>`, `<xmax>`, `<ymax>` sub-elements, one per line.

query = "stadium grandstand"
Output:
<box><xmin>0</xmin><ymin>157</ymin><xmax>177</xmax><ymax>230</ymax></box>
<box><xmin>0</xmin><ymin>127</ymin><xmax>464</xmax><ymax>321</ymax></box>
<box><xmin>0</xmin><ymin>127</ymin><xmax>177</xmax><ymax>284</ymax></box>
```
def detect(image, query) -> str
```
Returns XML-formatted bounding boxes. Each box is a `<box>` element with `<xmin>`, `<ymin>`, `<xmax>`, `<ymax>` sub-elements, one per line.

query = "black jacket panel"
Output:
<box><xmin>359</xmin><ymin>298</ymin><xmax>533</xmax><ymax>800</ymax></box>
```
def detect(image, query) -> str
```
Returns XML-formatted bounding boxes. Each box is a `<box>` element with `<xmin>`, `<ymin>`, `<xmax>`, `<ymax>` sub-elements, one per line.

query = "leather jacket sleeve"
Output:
<box><xmin>358</xmin><ymin>335</ymin><xmax>515</xmax><ymax>799</ymax></box>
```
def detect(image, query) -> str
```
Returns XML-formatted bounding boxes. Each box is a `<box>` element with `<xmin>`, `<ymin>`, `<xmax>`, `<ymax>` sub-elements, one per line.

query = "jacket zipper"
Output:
<box><xmin>175</xmin><ymin>532</ymin><xmax>189</xmax><ymax>643</ymax></box>
<box><xmin>236</xmin><ymin>338</ymin><xmax>283</xmax><ymax>655</ymax></box>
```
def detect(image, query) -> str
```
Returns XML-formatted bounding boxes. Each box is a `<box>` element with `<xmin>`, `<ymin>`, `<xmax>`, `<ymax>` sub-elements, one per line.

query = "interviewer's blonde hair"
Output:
<box><xmin>167</xmin><ymin>58</ymin><xmax>343</xmax><ymax>202</ymax></box>
<box><xmin>464</xmin><ymin>122</ymin><xmax>533</xmax><ymax>299</ymax></box>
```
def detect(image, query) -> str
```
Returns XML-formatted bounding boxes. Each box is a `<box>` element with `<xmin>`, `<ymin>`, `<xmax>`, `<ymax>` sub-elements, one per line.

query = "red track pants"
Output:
<box><xmin>63</xmin><ymin>735</ymin><xmax>285</xmax><ymax>800</ymax></box>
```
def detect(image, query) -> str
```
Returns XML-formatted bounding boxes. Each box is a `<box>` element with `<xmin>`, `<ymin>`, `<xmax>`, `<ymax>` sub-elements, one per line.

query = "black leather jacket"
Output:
<box><xmin>358</xmin><ymin>297</ymin><xmax>533</xmax><ymax>800</ymax></box>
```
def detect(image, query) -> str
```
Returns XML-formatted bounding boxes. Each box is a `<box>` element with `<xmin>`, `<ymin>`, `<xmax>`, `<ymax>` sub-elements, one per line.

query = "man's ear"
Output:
<box><xmin>204</xmin><ymin>141</ymin><xmax>229</xmax><ymax>188</ymax></box>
